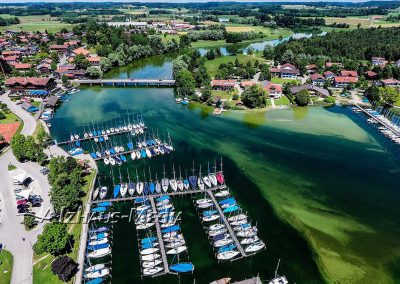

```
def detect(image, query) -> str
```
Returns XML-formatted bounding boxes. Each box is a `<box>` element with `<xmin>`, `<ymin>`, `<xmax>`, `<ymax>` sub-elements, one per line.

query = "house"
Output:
<box><xmin>37</xmin><ymin>63</ymin><xmax>51</xmax><ymax>74</ymax></box>
<box><xmin>241</xmin><ymin>81</ymin><xmax>256</xmax><ymax>88</ymax></box>
<box><xmin>3</xmin><ymin>56</ymin><xmax>18</xmax><ymax>64</ymax></box>
<box><xmin>88</xmin><ymin>56</ymin><xmax>101</xmax><ymax>66</ymax></box>
<box><xmin>211</xmin><ymin>80</ymin><xmax>236</xmax><ymax>91</ymax></box>
<box><xmin>290</xmin><ymin>84</ymin><xmax>330</xmax><ymax>98</ymax></box>
<box><xmin>333</xmin><ymin>76</ymin><xmax>358</xmax><ymax>88</ymax></box>
<box><xmin>323</xmin><ymin>71</ymin><xmax>335</xmax><ymax>80</ymax></box>
<box><xmin>271</xmin><ymin>63</ymin><xmax>299</xmax><ymax>79</ymax></box>
<box><xmin>310</xmin><ymin>73</ymin><xmax>326</xmax><ymax>86</ymax></box>
<box><xmin>371</xmin><ymin>57</ymin><xmax>386</xmax><ymax>66</ymax></box>
<box><xmin>11</xmin><ymin>63</ymin><xmax>32</xmax><ymax>71</ymax></box>
<box><xmin>43</xmin><ymin>95</ymin><xmax>58</xmax><ymax>108</ymax></box>
<box><xmin>265</xmin><ymin>83</ymin><xmax>283</xmax><ymax>99</ymax></box>
<box><xmin>5</xmin><ymin>77</ymin><xmax>55</xmax><ymax>91</ymax></box>
<box><xmin>306</xmin><ymin>64</ymin><xmax>317</xmax><ymax>73</ymax></box>
<box><xmin>381</xmin><ymin>79</ymin><xmax>400</xmax><ymax>88</ymax></box>
<box><xmin>340</xmin><ymin>70</ymin><xmax>358</xmax><ymax>78</ymax></box>
<box><xmin>49</xmin><ymin>44</ymin><xmax>69</xmax><ymax>54</ymax></box>
<box><xmin>72</xmin><ymin>47</ymin><xmax>90</xmax><ymax>57</ymax></box>
<box><xmin>21</xmin><ymin>102</ymin><xmax>39</xmax><ymax>113</ymax></box>
<box><xmin>365</xmin><ymin>71</ymin><xmax>378</xmax><ymax>80</ymax></box>
<box><xmin>2</xmin><ymin>50</ymin><xmax>21</xmax><ymax>57</ymax></box>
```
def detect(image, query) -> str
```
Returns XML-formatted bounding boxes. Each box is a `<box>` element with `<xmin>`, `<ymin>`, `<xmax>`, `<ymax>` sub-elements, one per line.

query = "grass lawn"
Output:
<box><xmin>0</xmin><ymin>15</ymin><xmax>73</xmax><ymax>33</ymax></box>
<box><xmin>274</xmin><ymin>95</ymin><xmax>291</xmax><ymax>105</ymax></box>
<box><xmin>31</xmin><ymin>101</ymin><xmax>41</xmax><ymax>108</ymax></box>
<box><xmin>270</xmin><ymin>77</ymin><xmax>300</xmax><ymax>84</ymax></box>
<box><xmin>0</xmin><ymin>111</ymin><xmax>19</xmax><ymax>124</ymax></box>
<box><xmin>205</xmin><ymin>54</ymin><xmax>266</xmax><ymax>77</ymax></box>
<box><xmin>33</xmin><ymin>170</ymin><xmax>96</xmax><ymax>284</ymax></box>
<box><xmin>212</xmin><ymin>89</ymin><xmax>238</xmax><ymax>101</ymax></box>
<box><xmin>0</xmin><ymin>250</ymin><xmax>13</xmax><ymax>284</ymax></box>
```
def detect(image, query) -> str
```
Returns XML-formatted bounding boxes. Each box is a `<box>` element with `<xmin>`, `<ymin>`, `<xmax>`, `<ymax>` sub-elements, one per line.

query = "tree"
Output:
<box><xmin>86</xmin><ymin>67</ymin><xmax>103</xmax><ymax>79</ymax></box>
<box><xmin>263</xmin><ymin>45</ymin><xmax>275</xmax><ymax>60</ymax></box>
<box><xmin>33</xmin><ymin>222</ymin><xmax>72</xmax><ymax>256</ymax></box>
<box><xmin>175</xmin><ymin>69</ymin><xmax>196</xmax><ymax>98</ymax></box>
<box><xmin>294</xmin><ymin>89</ymin><xmax>311</xmax><ymax>106</ymax></box>
<box><xmin>172</xmin><ymin>58</ymin><xmax>188</xmax><ymax>79</ymax></box>
<box><xmin>242</xmin><ymin>84</ymin><xmax>267</xmax><ymax>109</ymax></box>
<box><xmin>23</xmin><ymin>215</ymin><xmax>37</xmax><ymax>230</ymax></box>
<box><xmin>73</xmin><ymin>54</ymin><xmax>90</xmax><ymax>70</ymax></box>
<box><xmin>179</xmin><ymin>34</ymin><xmax>190</xmax><ymax>48</ymax></box>
<box><xmin>61</xmin><ymin>75</ymin><xmax>69</xmax><ymax>86</ymax></box>
<box><xmin>259</xmin><ymin>64</ymin><xmax>271</xmax><ymax>81</ymax></box>
<box><xmin>226</xmin><ymin>45</ymin><xmax>240</xmax><ymax>55</ymax></box>
<box><xmin>52</xmin><ymin>255</ymin><xmax>78</xmax><ymax>282</ymax></box>
<box><xmin>281</xmin><ymin>49</ymin><xmax>294</xmax><ymax>63</ymax></box>
<box><xmin>99</xmin><ymin>57</ymin><xmax>112</xmax><ymax>72</ymax></box>
<box><xmin>365</xmin><ymin>85</ymin><xmax>380</xmax><ymax>102</ymax></box>
<box><xmin>379</xmin><ymin>87</ymin><xmax>400</xmax><ymax>106</ymax></box>
<box><xmin>35</xmin><ymin>124</ymin><xmax>50</xmax><ymax>146</ymax></box>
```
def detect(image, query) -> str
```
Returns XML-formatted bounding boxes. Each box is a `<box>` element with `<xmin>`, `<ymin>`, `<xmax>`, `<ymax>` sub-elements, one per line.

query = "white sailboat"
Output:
<box><xmin>84</xmin><ymin>268</ymin><xmax>110</xmax><ymax>279</ymax></box>
<box><xmin>140</xmin><ymin>248</ymin><xmax>160</xmax><ymax>255</ymax></box>
<box><xmin>155</xmin><ymin>173</ymin><xmax>162</xmax><ymax>194</ymax></box>
<box><xmin>169</xmin><ymin>164</ymin><xmax>178</xmax><ymax>192</ymax></box>
<box><xmin>244</xmin><ymin>241</ymin><xmax>265</xmax><ymax>253</ymax></box>
<box><xmin>143</xmin><ymin>266</ymin><xmax>163</xmax><ymax>276</ymax></box>
<box><xmin>131</xmin><ymin>151</ymin><xmax>136</xmax><ymax>160</ymax></box>
<box><xmin>203</xmin><ymin>215</ymin><xmax>220</xmax><ymax>222</ymax></box>
<box><xmin>214</xmin><ymin>238</ymin><xmax>233</xmax><ymax>248</ymax></box>
<box><xmin>166</xmin><ymin>245</ymin><xmax>187</xmax><ymax>255</ymax></box>
<box><xmin>85</xmin><ymin>264</ymin><xmax>105</xmax><ymax>273</ymax></box>
<box><xmin>88</xmin><ymin>238</ymin><xmax>108</xmax><ymax>246</ymax></box>
<box><xmin>161</xmin><ymin>165</ymin><xmax>169</xmax><ymax>192</ymax></box>
<box><xmin>87</xmin><ymin>247</ymin><xmax>111</xmax><ymax>259</ymax></box>
<box><xmin>141</xmin><ymin>254</ymin><xmax>160</xmax><ymax>261</ymax></box>
<box><xmin>120</xmin><ymin>183</ymin><xmax>128</xmax><ymax>197</ymax></box>
<box><xmin>217</xmin><ymin>250</ymin><xmax>239</xmax><ymax>260</ymax></box>
<box><xmin>142</xmin><ymin>260</ymin><xmax>162</xmax><ymax>268</ymax></box>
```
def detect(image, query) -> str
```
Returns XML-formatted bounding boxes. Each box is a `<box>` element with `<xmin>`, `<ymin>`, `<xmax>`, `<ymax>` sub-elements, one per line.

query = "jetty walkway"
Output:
<box><xmin>92</xmin><ymin>185</ymin><xmax>227</xmax><ymax>204</ymax></box>
<box><xmin>148</xmin><ymin>197</ymin><xmax>170</xmax><ymax>276</ymax></box>
<box><xmin>73</xmin><ymin>79</ymin><xmax>175</xmax><ymax>87</ymax></box>
<box><xmin>354</xmin><ymin>104</ymin><xmax>400</xmax><ymax>136</ymax></box>
<box><xmin>207</xmin><ymin>190</ymin><xmax>246</xmax><ymax>259</ymax></box>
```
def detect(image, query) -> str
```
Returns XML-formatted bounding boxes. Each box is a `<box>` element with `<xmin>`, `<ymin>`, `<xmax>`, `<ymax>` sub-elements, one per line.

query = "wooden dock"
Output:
<box><xmin>207</xmin><ymin>190</ymin><xmax>247</xmax><ymax>259</ymax></box>
<box><xmin>231</xmin><ymin>276</ymin><xmax>263</xmax><ymax>284</ymax></box>
<box><xmin>92</xmin><ymin>185</ymin><xmax>227</xmax><ymax>204</ymax></box>
<box><xmin>56</xmin><ymin>126</ymin><xmax>147</xmax><ymax>146</ymax></box>
<box><xmin>148</xmin><ymin>197</ymin><xmax>170</xmax><ymax>275</ymax></box>
<box><xmin>354</xmin><ymin>104</ymin><xmax>400</xmax><ymax>136</ymax></box>
<box><xmin>92</xmin><ymin>144</ymin><xmax>172</xmax><ymax>161</ymax></box>
<box><xmin>73</xmin><ymin>79</ymin><xmax>175</xmax><ymax>87</ymax></box>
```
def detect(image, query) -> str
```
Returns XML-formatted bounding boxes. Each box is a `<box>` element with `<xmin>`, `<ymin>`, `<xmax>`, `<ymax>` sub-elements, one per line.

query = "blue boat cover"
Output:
<box><xmin>89</xmin><ymin>226</ymin><xmax>108</xmax><ymax>234</ymax></box>
<box><xmin>203</xmin><ymin>210</ymin><xmax>217</xmax><ymax>217</ymax></box>
<box><xmin>135</xmin><ymin>197</ymin><xmax>148</xmax><ymax>203</ymax></box>
<box><xmin>92</xmin><ymin>207</ymin><xmax>107</xmax><ymax>213</ymax></box>
<box><xmin>75</xmin><ymin>141</ymin><xmax>80</xmax><ymax>147</ymax></box>
<box><xmin>85</xmin><ymin>277</ymin><xmax>103</xmax><ymax>284</ymax></box>
<box><xmin>120</xmin><ymin>154</ymin><xmax>126</xmax><ymax>162</ymax></box>
<box><xmin>141</xmin><ymin>149</ymin><xmax>146</xmax><ymax>158</ymax></box>
<box><xmin>87</xmin><ymin>243</ymin><xmax>109</xmax><ymax>251</ymax></box>
<box><xmin>90</xmin><ymin>153</ymin><xmax>97</xmax><ymax>159</ymax></box>
<box><xmin>223</xmin><ymin>205</ymin><xmax>239</xmax><ymax>213</ymax></box>
<box><xmin>162</xmin><ymin>225</ymin><xmax>180</xmax><ymax>233</ymax></box>
<box><xmin>142</xmin><ymin>243</ymin><xmax>154</xmax><ymax>249</ymax></box>
<box><xmin>90</xmin><ymin>232</ymin><xmax>106</xmax><ymax>240</ymax></box>
<box><xmin>113</xmin><ymin>185</ymin><xmax>120</xmax><ymax>198</ymax></box>
<box><xmin>109</xmin><ymin>148</ymin><xmax>115</xmax><ymax>154</ymax></box>
<box><xmin>141</xmin><ymin>237</ymin><xmax>157</xmax><ymax>244</ymax></box>
<box><xmin>99</xmin><ymin>137</ymin><xmax>104</xmax><ymax>142</ymax></box>
<box><xmin>127</xmin><ymin>142</ymin><xmax>133</xmax><ymax>150</ymax></box>
<box><xmin>219</xmin><ymin>198</ymin><xmax>235</xmax><ymax>205</ymax></box>
<box><xmin>149</xmin><ymin>183</ymin><xmax>155</xmax><ymax>194</ymax></box>
<box><xmin>156</xmin><ymin>196</ymin><xmax>170</xmax><ymax>202</ymax></box>
<box><xmin>169</xmin><ymin>263</ymin><xmax>194</xmax><ymax>273</ymax></box>
<box><xmin>218</xmin><ymin>244</ymin><xmax>236</xmax><ymax>253</ymax></box>
<box><xmin>97</xmin><ymin>202</ymin><xmax>112</xmax><ymax>207</ymax></box>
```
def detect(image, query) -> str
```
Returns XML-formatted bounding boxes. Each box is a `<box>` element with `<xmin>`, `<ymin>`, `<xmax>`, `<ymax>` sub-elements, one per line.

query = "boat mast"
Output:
<box><xmin>274</xmin><ymin>259</ymin><xmax>281</xmax><ymax>278</ymax></box>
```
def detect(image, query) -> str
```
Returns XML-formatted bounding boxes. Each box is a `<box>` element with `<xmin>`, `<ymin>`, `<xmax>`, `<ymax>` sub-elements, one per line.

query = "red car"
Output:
<box><xmin>16</xmin><ymin>199</ymin><xmax>27</xmax><ymax>205</ymax></box>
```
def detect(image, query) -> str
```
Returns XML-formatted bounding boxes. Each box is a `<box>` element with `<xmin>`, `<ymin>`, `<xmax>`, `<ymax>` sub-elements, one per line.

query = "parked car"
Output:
<box><xmin>16</xmin><ymin>199</ymin><xmax>27</xmax><ymax>205</ymax></box>
<box><xmin>13</xmin><ymin>188</ymin><xmax>22</xmax><ymax>193</ymax></box>
<box><xmin>22</xmin><ymin>177</ymin><xmax>33</xmax><ymax>186</ymax></box>
<box><xmin>13</xmin><ymin>180</ymin><xmax>23</xmax><ymax>185</ymax></box>
<box><xmin>40</xmin><ymin>168</ymin><xmax>50</xmax><ymax>175</ymax></box>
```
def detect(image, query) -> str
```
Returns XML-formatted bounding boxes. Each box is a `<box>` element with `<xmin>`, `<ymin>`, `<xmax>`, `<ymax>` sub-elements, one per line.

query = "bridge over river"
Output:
<box><xmin>73</xmin><ymin>79</ymin><xmax>175</xmax><ymax>87</ymax></box>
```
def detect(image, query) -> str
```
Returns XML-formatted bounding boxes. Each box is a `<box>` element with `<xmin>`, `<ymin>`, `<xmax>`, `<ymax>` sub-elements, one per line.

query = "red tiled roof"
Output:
<box><xmin>211</xmin><ymin>80</ymin><xmax>237</xmax><ymax>87</ymax></box>
<box><xmin>323</xmin><ymin>71</ymin><xmax>335</xmax><ymax>77</ymax></box>
<box><xmin>365</xmin><ymin>71</ymin><xmax>378</xmax><ymax>77</ymax></box>
<box><xmin>2</xmin><ymin>50</ymin><xmax>21</xmax><ymax>56</ymax></box>
<box><xmin>381</xmin><ymin>79</ymin><xmax>399</xmax><ymax>84</ymax></box>
<box><xmin>270</xmin><ymin>67</ymin><xmax>280</xmax><ymax>73</ymax></box>
<box><xmin>11</xmin><ymin>63</ymin><xmax>32</xmax><ymax>69</ymax></box>
<box><xmin>306</xmin><ymin>64</ymin><xmax>317</xmax><ymax>70</ymax></box>
<box><xmin>241</xmin><ymin>81</ymin><xmax>255</xmax><ymax>87</ymax></box>
<box><xmin>340</xmin><ymin>70</ymin><xmax>358</xmax><ymax>77</ymax></box>
<box><xmin>310</xmin><ymin>73</ymin><xmax>325</xmax><ymax>81</ymax></box>
<box><xmin>3</xmin><ymin>56</ymin><xmax>17</xmax><ymax>61</ymax></box>
<box><xmin>49</xmin><ymin>44</ymin><xmax>68</xmax><ymax>50</ymax></box>
<box><xmin>5</xmin><ymin>77</ymin><xmax>51</xmax><ymax>87</ymax></box>
<box><xmin>265</xmin><ymin>83</ymin><xmax>282</xmax><ymax>93</ymax></box>
<box><xmin>334</xmin><ymin>76</ymin><xmax>358</xmax><ymax>83</ymax></box>
<box><xmin>88</xmin><ymin>56</ymin><xmax>101</xmax><ymax>62</ymax></box>
<box><xmin>73</xmin><ymin>47</ymin><xmax>90</xmax><ymax>56</ymax></box>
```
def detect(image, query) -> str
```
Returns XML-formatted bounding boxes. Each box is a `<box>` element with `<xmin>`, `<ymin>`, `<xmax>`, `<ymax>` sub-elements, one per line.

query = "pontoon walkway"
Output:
<box><xmin>74</xmin><ymin>79</ymin><xmax>175</xmax><ymax>87</ymax></box>
<box><xmin>354</xmin><ymin>104</ymin><xmax>400</xmax><ymax>136</ymax></box>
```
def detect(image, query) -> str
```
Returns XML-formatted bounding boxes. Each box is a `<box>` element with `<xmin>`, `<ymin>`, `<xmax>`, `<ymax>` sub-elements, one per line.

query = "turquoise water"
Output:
<box><xmin>50</xmin><ymin>53</ymin><xmax>400</xmax><ymax>283</ymax></box>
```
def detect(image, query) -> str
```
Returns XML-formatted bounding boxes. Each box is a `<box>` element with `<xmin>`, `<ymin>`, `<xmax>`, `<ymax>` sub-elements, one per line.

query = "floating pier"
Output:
<box><xmin>206</xmin><ymin>190</ymin><xmax>247</xmax><ymax>259</ymax></box>
<box><xmin>149</xmin><ymin>197</ymin><xmax>170</xmax><ymax>275</ymax></box>
<box><xmin>92</xmin><ymin>143</ymin><xmax>173</xmax><ymax>161</ymax></box>
<box><xmin>73</xmin><ymin>79</ymin><xmax>175</xmax><ymax>87</ymax></box>
<box><xmin>354</xmin><ymin>104</ymin><xmax>400</xmax><ymax>136</ymax></box>
<box><xmin>92</xmin><ymin>185</ymin><xmax>227</xmax><ymax>204</ymax></box>
<box><xmin>56</xmin><ymin>125</ymin><xmax>147</xmax><ymax>146</ymax></box>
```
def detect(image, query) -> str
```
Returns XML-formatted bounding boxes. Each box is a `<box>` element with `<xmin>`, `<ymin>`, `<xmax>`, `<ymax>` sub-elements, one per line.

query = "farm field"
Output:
<box><xmin>0</xmin><ymin>14</ymin><xmax>73</xmax><ymax>33</ymax></box>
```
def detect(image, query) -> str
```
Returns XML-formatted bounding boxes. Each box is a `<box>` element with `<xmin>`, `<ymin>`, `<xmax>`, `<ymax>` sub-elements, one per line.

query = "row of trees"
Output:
<box><xmin>0</xmin><ymin>16</ymin><xmax>20</xmax><ymax>26</ymax></box>
<box><xmin>274</xmin><ymin>27</ymin><xmax>400</xmax><ymax>62</ymax></box>
<box><xmin>365</xmin><ymin>86</ymin><xmax>400</xmax><ymax>106</ymax></box>
<box><xmin>11</xmin><ymin>134</ymin><xmax>47</xmax><ymax>163</ymax></box>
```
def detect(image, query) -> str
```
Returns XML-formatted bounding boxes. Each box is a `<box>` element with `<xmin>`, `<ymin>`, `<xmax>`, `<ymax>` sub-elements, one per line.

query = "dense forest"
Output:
<box><xmin>274</xmin><ymin>27</ymin><xmax>400</xmax><ymax>62</ymax></box>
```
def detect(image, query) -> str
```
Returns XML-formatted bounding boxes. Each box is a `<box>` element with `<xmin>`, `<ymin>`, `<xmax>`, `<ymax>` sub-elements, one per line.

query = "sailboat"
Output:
<box><xmin>177</xmin><ymin>166</ymin><xmax>184</xmax><ymax>191</ymax></box>
<box><xmin>169</xmin><ymin>164</ymin><xmax>178</xmax><ymax>192</ymax></box>
<box><xmin>119</xmin><ymin>169</ymin><xmax>127</xmax><ymax>197</ymax></box>
<box><xmin>127</xmin><ymin>170</ymin><xmax>135</xmax><ymax>196</ymax></box>
<box><xmin>143</xmin><ymin>266</ymin><xmax>163</xmax><ymax>276</ymax></box>
<box><xmin>84</xmin><ymin>268</ymin><xmax>110</xmax><ymax>279</ymax></box>
<box><xmin>161</xmin><ymin>165</ymin><xmax>169</xmax><ymax>193</ymax></box>
<box><xmin>136</xmin><ymin>168</ymin><xmax>144</xmax><ymax>195</ymax></box>
<box><xmin>268</xmin><ymin>259</ymin><xmax>289</xmax><ymax>284</ymax></box>
<box><xmin>149</xmin><ymin>169</ymin><xmax>155</xmax><ymax>194</ymax></box>
<box><xmin>245</xmin><ymin>241</ymin><xmax>265</xmax><ymax>253</ymax></box>
<box><xmin>113</xmin><ymin>169</ymin><xmax>120</xmax><ymax>198</ymax></box>
<box><xmin>183</xmin><ymin>169</ymin><xmax>190</xmax><ymax>190</ymax></box>
<box><xmin>155</xmin><ymin>173</ymin><xmax>161</xmax><ymax>194</ymax></box>
<box><xmin>85</xmin><ymin>264</ymin><xmax>105</xmax><ymax>273</ymax></box>
<box><xmin>169</xmin><ymin>262</ymin><xmax>194</xmax><ymax>273</ymax></box>
<box><xmin>198</xmin><ymin>165</ymin><xmax>205</xmax><ymax>190</ymax></box>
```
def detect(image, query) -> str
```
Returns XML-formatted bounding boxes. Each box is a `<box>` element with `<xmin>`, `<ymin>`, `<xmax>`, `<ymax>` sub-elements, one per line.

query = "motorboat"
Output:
<box><xmin>208</xmin><ymin>228</ymin><xmax>227</xmax><ymax>237</ymax></box>
<box><xmin>140</xmin><ymin>248</ymin><xmax>160</xmax><ymax>255</ymax></box>
<box><xmin>189</xmin><ymin>176</ymin><xmax>197</xmax><ymax>189</ymax></box>
<box><xmin>245</xmin><ymin>241</ymin><xmax>265</xmax><ymax>253</ymax></box>
<box><xmin>142</xmin><ymin>260</ymin><xmax>162</xmax><ymax>268</ymax></box>
<box><xmin>84</xmin><ymin>268</ymin><xmax>110</xmax><ymax>279</ymax></box>
<box><xmin>209</xmin><ymin>224</ymin><xmax>225</xmax><ymax>231</ymax></box>
<box><xmin>214</xmin><ymin>238</ymin><xmax>233</xmax><ymax>248</ymax></box>
<box><xmin>87</xmin><ymin>247</ymin><xmax>111</xmax><ymax>259</ymax></box>
<box><xmin>140</xmin><ymin>253</ymin><xmax>160</xmax><ymax>262</ymax></box>
<box><xmin>217</xmin><ymin>250</ymin><xmax>239</xmax><ymax>260</ymax></box>
<box><xmin>228</xmin><ymin>214</ymin><xmax>247</xmax><ymax>222</ymax></box>
<box><xmin>155</xmin><ymin>181</ymin><xmax>161</xmax><ymax>193</ymax></box>
<box><xmin>197</xmin><ymin>202</ymin><xmax>213</xmax><ymax>209</ymax></box>
<box><xmin>203</xmin><ymin>215</ymin><xmax>220</xmax><ymax>222</ymax></box>
<box><xmin>128</xmin><ymin>183</ymin><xmax>136</xmax><ymax>196</ymax></box>
<box><xmin>169</xmin><ymin>263</ymin><xmax>194</xmax><ymax>273</ymax></box>
<box><xmin>215</xmin><ymin>190</ymin><xmax>229</xmax><ymax>198</ymax></box>
<box><xmin>240</xmin><ymin>236</ymin><xmax>260</xmax><ymax>245</ymax></box>
<box><xmin>137</xmin><ymin>223</ymin><xmax>154</xmax><ymax>230</ymax></box>
<box><xmin>216</xmin><ymin>172</ymin><xmax>225</xmax><ymax>184</ymax></box>
<box><xmin>196</xmin><ymin>198</ymin><xmax>211</xmax><ymax>205</ymax></box>
<box><xmin>92</xmin><ymin>187</ymin><xmax>99</xmax><ymax>200</ymax></box>
<box><xmin>143</xmin><ymin>266</ymin><xmax>163</xmax><ymax>276</ymax></box>
<box><xmin>85</xmin><ymin>264</ymin><xmax>105</xmax><ymax>273</ymax></box>
<box><xmin>169</xmin><ymin>179</ymin><xmax>177</xmax><ymax>192</ymax></box>
<box><xmin>166</xmin><ymin>245</ymin><xmax>187</xmax><ymax>255</ymax></box>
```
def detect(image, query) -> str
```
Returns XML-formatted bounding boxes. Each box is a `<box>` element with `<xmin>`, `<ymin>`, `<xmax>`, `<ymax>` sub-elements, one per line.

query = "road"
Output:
<box><xmin>0</xmin><ymin>92</ymin><xmax>52</xmax><ymax>284</ymax></box>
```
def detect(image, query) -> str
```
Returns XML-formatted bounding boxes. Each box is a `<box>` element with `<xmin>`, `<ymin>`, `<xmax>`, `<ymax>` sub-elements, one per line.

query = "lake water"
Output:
<box><xmin>50</xmin><ymin>48</ymin><xmax>400</xmax><ymax>284</ymax></box>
